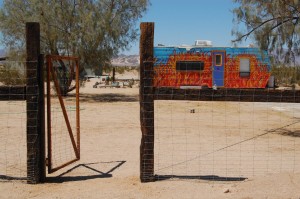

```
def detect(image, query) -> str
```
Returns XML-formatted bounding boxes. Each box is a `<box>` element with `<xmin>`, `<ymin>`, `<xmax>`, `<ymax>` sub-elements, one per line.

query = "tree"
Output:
<box><xmin>0</xmin><ymin>0</ymin><xmax>149</xmax><ymax>95</ymax></box>
<box><xmin>232</xmin><ymin>0</ymin><xmax>300</xmax><ymax>64</ymax></box>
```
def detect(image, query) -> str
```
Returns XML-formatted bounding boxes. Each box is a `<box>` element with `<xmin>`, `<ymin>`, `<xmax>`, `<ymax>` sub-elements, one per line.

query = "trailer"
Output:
<box><xmin>154</xmin><ymin>41</ymin><xmax>272</xmax><ymax>89</ymax></box>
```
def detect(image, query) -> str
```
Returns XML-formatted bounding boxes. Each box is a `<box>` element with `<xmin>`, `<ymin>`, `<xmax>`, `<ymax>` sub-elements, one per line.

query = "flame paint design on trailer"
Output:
<box><xmin>153</xmin><ymin>46</ymin><xmax>271</xmax><ymax>88</ymax></box>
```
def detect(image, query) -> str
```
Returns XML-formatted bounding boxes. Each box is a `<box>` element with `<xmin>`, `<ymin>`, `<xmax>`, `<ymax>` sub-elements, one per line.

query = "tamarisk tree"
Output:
<box><xmin>232</xmin><ymin>0</ymin><xmax>300</xmax><ymax>64</ymax></box>
<box><xmin>0</xmin><ymin>0</ymin><xmax>149</xmax><ymax>95</ymax></box>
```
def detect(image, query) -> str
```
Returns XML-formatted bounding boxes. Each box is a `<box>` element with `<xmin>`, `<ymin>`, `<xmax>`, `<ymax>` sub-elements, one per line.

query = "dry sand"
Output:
<box><xmin>1</xmin><ymin>75</ymin><xmax>300</xmax><ymax>199</ymax></box>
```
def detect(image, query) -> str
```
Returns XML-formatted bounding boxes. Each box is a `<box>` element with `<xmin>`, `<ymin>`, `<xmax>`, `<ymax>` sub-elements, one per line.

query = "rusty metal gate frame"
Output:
<box><xmin>46</xmin><ymin>55</ymin><xmax>80</xmax><ymax>174</ymax></box>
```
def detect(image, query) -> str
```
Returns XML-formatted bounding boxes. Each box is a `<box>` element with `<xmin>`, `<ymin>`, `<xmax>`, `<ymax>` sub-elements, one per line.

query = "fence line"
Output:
<box><xmin>0</xmin><ymin>22</ymin><xmax>45</xmax><ymax>184</ymax></box>
<box><xmin>139</xmin><ymin>22</ymin><xmax>300</xmax><ymax>182</ymax></box>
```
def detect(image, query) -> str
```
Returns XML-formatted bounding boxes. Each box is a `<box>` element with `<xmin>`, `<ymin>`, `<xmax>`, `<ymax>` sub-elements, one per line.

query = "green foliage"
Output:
<box><xmin>271</xmin><ymin>65</ymin><xmax>300</xmax><ymax>86</ymax></box>
<box><xmin>116</xmin><ymin>67</ymin><xmax>126</xmax><ymax>74</ymax></box>
<box><xmin>102</xmin><ymin>65</ymin><xmax>113</xmax><ymax>74</ymax></box>
<box><xmin>232</xmin><ymin>0</ymin><xmax>300</xmax><ymax>63</ymax></box>
<box><xmin>0</xmin><ymin>0</ymin><xmax>149</xmax><ymax>70</ymax></box>
<box><xmin>102</xmin><ymin>65</ymin><xmax>138</xmax><ymax>75</ymax></box>
<box><xmin>0</xmin><ymin>0</ymin><xmax>148</xmax><ymax>94</ymax></box>
<box><xmin>0</xmin><ymin>64</ymin><xmax>26</xmax><ymax>85</ymax></box>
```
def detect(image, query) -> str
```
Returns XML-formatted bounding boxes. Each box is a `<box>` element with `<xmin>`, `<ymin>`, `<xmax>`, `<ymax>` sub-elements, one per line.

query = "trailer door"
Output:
<box><xmin>212</xmin><ymin>51</ymin><xmax>225</xmax><ymax>87</ymax></box>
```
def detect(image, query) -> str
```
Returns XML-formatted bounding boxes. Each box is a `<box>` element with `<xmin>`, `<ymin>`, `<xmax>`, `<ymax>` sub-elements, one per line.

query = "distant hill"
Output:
<box><xmin>111</xmin><ymin>54</ymin><xmax>139</xmax><ymax>67</ymax></box>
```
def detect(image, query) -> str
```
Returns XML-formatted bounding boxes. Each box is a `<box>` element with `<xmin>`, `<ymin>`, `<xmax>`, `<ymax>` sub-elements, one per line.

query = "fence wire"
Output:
<box><xmin>154</xmin><ymin>100</ymin><xmax>300</xmax><ymax>181</ymax></box>
<box><xmin>0</xmin><ymin>61</ymin><xmax>27</xmax><ymax>181</ymax></box>
<box><xmin>46</xmin><ymin>57</ymin><xmax>80</xmax><ymax>173</ymax></box>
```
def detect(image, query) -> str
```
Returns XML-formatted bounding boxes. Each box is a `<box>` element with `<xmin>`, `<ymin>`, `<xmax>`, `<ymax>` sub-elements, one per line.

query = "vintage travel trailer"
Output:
<box><xmin>154</xmin><ymin>40</ymin><xmax>273</xmax><ymax>89</ymax></box>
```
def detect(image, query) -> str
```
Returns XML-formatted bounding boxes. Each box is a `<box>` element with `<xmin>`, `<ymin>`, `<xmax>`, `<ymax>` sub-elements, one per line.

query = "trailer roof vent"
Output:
<box><xmin>195</xmin><ymin>40</ymin><xmax>212</xmax><ymax>47</ymax></box>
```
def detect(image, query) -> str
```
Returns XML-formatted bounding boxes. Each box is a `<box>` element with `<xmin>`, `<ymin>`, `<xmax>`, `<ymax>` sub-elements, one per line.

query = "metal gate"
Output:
<box><xmin>46</xmin><ymin>55</ymin><xmax>80</xmax><ymax>173</ymax></box>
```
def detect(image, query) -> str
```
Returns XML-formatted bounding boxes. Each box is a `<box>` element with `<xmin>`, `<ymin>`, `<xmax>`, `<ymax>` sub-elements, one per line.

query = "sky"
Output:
<box><xmin>0</xmin><ymin>0</ymin><xmax>250</xmax><ymax>55</ymax></box>
<box><xmin>126</xmin><ymin>0</ymin><xmax>250</xmax><ymax>55</ymax></box>
<box><xmin>124</xmin><ymin>0</ymin><xmax>251</xmax><ymax>54</ymax></box>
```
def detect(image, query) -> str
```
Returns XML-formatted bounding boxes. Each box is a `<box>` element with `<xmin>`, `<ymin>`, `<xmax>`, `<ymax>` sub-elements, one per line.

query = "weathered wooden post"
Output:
<box><xmin>112</xmin><ymin>67</ymin><xmax>116</xmax><ymax>82</ymax></box>
<box><xmin>140</xmin><ymin>22</ymin><xmax>155</xmax><ymax>182</ymax></box>
<box><xmin>26</xmin><ymin>22</ymin><xmax>45</xmax><ymax>184</ymax></box>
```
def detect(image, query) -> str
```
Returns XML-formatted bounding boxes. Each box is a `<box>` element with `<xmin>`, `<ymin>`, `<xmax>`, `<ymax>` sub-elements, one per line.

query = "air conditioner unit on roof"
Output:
<box><xmin>195</xmin><ymin>40</ymin><xmax>212</xmax><ymax>47</ymax></box>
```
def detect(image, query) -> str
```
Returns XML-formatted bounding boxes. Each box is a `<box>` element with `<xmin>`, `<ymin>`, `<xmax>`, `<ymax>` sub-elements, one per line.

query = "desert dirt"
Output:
<box><xmin>1</xmin><ymin>71</ymin><xmax>300</xmax><ymax>199</ymax></box>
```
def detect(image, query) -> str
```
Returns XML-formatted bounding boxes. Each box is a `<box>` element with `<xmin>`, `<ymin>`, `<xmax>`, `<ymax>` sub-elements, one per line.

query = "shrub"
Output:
<box><xmin>0</xmin><ymin>63</ymin><xmax>26</xmax><ymax>85</ymax></box>
<box><xmin>271</xmin><ymin>65</ymin><xmax>300</xmax><ymax>86</ymax></box>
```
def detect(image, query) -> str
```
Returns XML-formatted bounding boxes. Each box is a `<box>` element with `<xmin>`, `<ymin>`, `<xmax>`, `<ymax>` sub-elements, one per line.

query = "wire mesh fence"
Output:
<box><xmin>154</xmin><ymin>100</ymin><xmax>300</xmax><ymax>181</ymax></box>
<box><xmin>139</xmin><ymin>22</ymin><xmax>300</xmax><ymax>182</ymax></box>
<box><xmin>46</xmin><ymin>56</ymin><xmax>80</xmax><ymax>173</ymax></box>
<box><xmin>0</xmin><ymin>55</ymin><xmax>44</xmax><ymax>184</ymax></box>
<box><xmin>47</xmin><ymin>88</ymin><xmax>78</xmax><ymax>171</ymax></box>
<box><xmin>0</xmin><ymin>61</ymin><xmax>27</xmax><ymax>181</ymax></box>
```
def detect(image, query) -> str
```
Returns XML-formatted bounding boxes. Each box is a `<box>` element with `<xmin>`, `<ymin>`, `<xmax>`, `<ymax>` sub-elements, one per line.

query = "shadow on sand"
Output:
<box><xmin>278</xmin><ymin>129</ymin><xmax>300</xmax><ymax>137</ymax></box>
<box><xmin>47</xmin><ymin>161</ymin><xmax>126</xmax><ymax>183</ymax></box>
<box><xmin>155</xmin><ymin>175</ymin><xmax>247</xmax><ymax>182</ymax></box>
<box><xmin>0</xmin><ymin>175</ymin><xmax>27</xmax><ymax>181</ymax></box>
<box><xmin>78</xmin><ymin>93</ymin><xmax>139</xmax><ymax>103</ymax></box>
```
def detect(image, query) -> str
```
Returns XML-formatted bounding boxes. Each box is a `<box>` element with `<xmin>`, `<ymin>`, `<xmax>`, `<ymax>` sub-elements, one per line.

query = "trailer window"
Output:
<box><xmin>215</xmin><ymin>54</ymin><xmax>222</xmax><ymax>66</ymax></box>
<box><xmin>239</xmin><ymin>58</ymin><xmax>250</xmax><ymax>77</ymax></box>
<box><xmin>176</xmin><ymin>61</ymin><xmax>204</xmax><ymax>71</ymax></box>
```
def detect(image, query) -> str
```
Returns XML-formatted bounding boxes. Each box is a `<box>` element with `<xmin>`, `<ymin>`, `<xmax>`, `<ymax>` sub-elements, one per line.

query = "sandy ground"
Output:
<box><xmin>1</xmin><ymin>75</ymin><xmax>300</xmax><ymax>199</ymax></box>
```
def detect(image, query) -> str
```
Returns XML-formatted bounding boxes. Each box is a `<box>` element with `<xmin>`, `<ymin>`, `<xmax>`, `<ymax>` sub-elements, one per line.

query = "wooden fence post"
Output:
<box><xmin>140</xmin><ymin>22</ymin><xmax>155</xmax><ymax>182</ymax></box>
<box><xmin>112</xmin><ymin>67</ymin><xmax>116</xmax><ymax>82</ymax></box>
<box><xmin>26</xmin><ymin>22</ymin><xmax>45</xmax><ymax>183</ymax></box>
